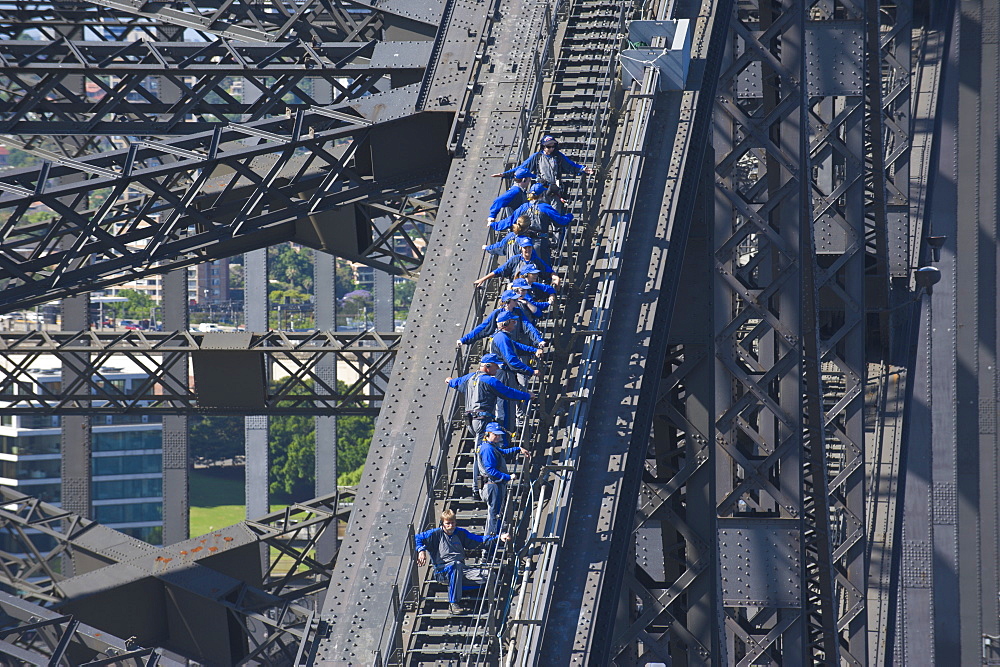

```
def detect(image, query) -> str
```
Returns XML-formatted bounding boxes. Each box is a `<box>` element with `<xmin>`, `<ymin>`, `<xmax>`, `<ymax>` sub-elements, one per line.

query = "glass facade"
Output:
<box><xmin>94</xmin><ymin>477</ymin><xmax>162</xmax><ymax>500</ymax></box>
<box><xmin>93</xmin><ymin>430</ymin><xmax>161</xmax><ymax>452</ymax></box>
<box><xmin>17</xmin><ymin>481</ymin><xmax>60</xmax><ymax>504</ymax></box>
<box><xmin>1</xmin><ymin>458</ymin><xmax>60</xmax><ymax>480</ymax></box>
<box><xmin>0</xmin><ymin>371</ymin><xmax>166</xmax><ymax>548</ymax></box>
<box><xmin>93</xmin><ymin>454</ymin><xmax>161</xmax><ymax>476</ymax></box>
<box><xmin>94</xmin><ymin>502</ymin><xmax>162</xmax><ymax>523</ymax></box>
<box><xmin>0</xmin><ymin>434</ymin><xmax>60</xmax><ymax>456</ymax></box>
<box><xmin>120</xmin><ymin>526</ymin><xmax>162</xmax><ymax>544</ymax></box>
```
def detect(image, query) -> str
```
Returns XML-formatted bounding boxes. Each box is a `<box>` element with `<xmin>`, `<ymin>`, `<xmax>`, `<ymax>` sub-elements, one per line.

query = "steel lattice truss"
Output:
<box><xmin>0</xmin><ymin>329</ymin><xmax>399</xmax><ymax>414</ymax></box>
<box><xmin>0</xmin><ymin>39</ymin><xmax>432</xmax><ymax>135</ymax></box>
<box><xmin>0</xmin><ymin>0</ymin><xmax>436</xmax><ymax>44</ymax></box>
<box><xmin>0</xmin><ymin>485</ymin><xmax>354</xmax><ymax>665</ymax></box>
<box><xmin>631</xmin><ymin>0</ymin><xmax>884</xmax><ymax>662</ymax></box>
<box><xmin>0</xmin><ymin>591</ymin><xmax>175</xmax><ymax>666</ymax></box>
<box><xmin>0</xmin><ymin>0</ymin><xmax>450</xmax><ymax>312</ymax></box>
<box><xmin>0</xmin><ymin>87</ymin><xmax>445</xmax><ymax>312</ymax></box>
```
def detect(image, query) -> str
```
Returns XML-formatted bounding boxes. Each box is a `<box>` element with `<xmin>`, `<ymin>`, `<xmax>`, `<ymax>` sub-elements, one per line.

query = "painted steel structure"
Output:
<box><xmin>0</xmin><ymin>330</ymin><xmax>399</xmax><ymax>414</ymax></box>
<box><xmin>0</xmin><ymin>0</ymin><xmax>996</xmax><ymax>665</ymax></box>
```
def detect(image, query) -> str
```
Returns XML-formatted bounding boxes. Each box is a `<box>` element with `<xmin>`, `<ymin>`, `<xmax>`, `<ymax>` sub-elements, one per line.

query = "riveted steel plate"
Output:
<box><xmin>636</xmin><ymin>523</ymin><xmax>667</xmax><ymax>580</ymax></box>
<box><xmin>718</xmin><ymin>519</ymin><xmax>802</xmax><ymax>607</ymax></box>
<box><xmin>901</xmin><ymin>538</ymin><xmax>932</xmax><ymax>588</ymax></box>
<box><xmin>369</xmin><ymin>41</ymin><xmax>434</xmax><ymax>70</ymax></box>
<box><xmin>805</xmin><ymin>22</ymin><xmax>863</xmax><ymax>97</ymax></box>
<box><xmin>932</xmin><ymin>481</ymin><xmax>957</xmax><ymax>525</ymax></box>
<box><xmin>980</xmin><ymin>398</ymin><xmax>996</xmax><ymax>433</ymax></box>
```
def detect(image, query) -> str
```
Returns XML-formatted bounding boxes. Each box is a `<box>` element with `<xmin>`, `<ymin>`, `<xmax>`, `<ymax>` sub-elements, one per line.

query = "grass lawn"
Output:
<box><xmin>189</xmin><ymin>467</ymin><xmax>289</xmax><ymax>538</ymax></box>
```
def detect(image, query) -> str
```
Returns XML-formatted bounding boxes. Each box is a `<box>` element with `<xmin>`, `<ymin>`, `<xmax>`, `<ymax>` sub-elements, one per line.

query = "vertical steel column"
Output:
<box><xmin>875</xmin><ymin>0</ymin><xmax>914</xmax><ymax>282</ymax></box>
<box><xmin>804</xmin><ymin>3</ymin><xmax>869</xmax><ymax>662</ymax></box>
<box><xmin>314</xmin><ymin>252</ymin><xmax>339</xmax><ymax>562</ymax></box>
<box><xmin>161</xmin><ymin>269</ymin><xmax>189</xmax><ymax>545</ymax></box>
<box><xmin>955</xmin><ymin>0</ymin><xmax>1000</xmax><ymax>660</ymax></box>
<box><xmin>710</xmin><ymin>0</ymin><xmax>817</xmax><ymax>661</ymax></box>
<box><xmin>60</xmin><ymin>295</ymin><xmax>91</xmax><ymax>525</ymax></box>
<box><xmin>653</xmin><ymin>159</ymin><xmax>719</xmax><ymax>665</ymax></box>
<box><xmin>55</xmin><ymin>11</ymin><xmax>91</xmax><ymax>554</ymax></box>
<box><xmin>373</xmin><ymin>270</ymin><xmax>394</xmax><ymax>333</ymax></box>
<box><xmin>897</xmin><ymin>7</ymin><xmax>960</xmax><ymax>663</ymax></box>
<box><xmin>244</xmin><ymin>248</ymin><xmax>269</xmax><ymax>521</ymax></box>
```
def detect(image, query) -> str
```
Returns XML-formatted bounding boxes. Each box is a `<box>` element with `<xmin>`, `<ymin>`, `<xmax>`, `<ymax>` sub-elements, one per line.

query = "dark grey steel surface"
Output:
<box><xmin>314</xmin><ymin>0</ymin><xmax>545</xmax><ymax>660</ymax></box>
<box><xmin>59</xmin><ymin>294</ymin><xmax>92</xmax><ymax>541</ymax></box>
<box><xmin>0</xmin><ymin>84</ymin><xmax>446</xmax><ymax>313</ymax></box>
<box><xmin>536</xmin><ymin>0</ymin><xmax>731</xmax><ymax>661</ymax></box>
<box><xmin>64</xmin><ymin>0</ymin><xmax>439</xmax><ymax>43</ymax></box>
<box><xmin>314</xmin><ymin>252</ymin><xmax>340</xmax><ymax>563</ymax></box>
<box><xmin>0</xmin><ymin>484</ymin><xmax>344</xmax><ymax>664</ymax></box>
<box><xmin>244</xmin><ymin>248</ymin><xmax>270</xmax><ymax>525</ymax></box>
<box><xmin>0</xmin><ymin>40</ymin><xmax>433</xmax><ymax>135</ymax></box>
<box><xmin>161</xmin><ymin>268</ymin><xmax>190</xmax><ymax>546</ymax></box>
<box><xmin>954</xmin><ymin>0</ymin><xmax>1000</xmax><ymax>660</ymax></box>
<box><xmin>718</xmin><ymin>520</ymin><xmax>802</xmax><ymax>607</ymax></box>
<box><xmin>0</xmin><ymin>591</ymin><xmax>183</xmax><ymax>666</ymax></box>
<box><xmin>897</xmin><ymin>3</ymin><xmax>970</xmax><ymax>663</ymax></box>
<box><xmin>0</xmin><ymin>329</ymin><xmax>399</xmax><ymax>414</ymax></box>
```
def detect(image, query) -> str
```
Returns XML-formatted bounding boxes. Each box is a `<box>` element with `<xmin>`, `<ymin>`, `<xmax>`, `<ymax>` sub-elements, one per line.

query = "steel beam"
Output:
<box><xmin>0</xmin><ymin>330</ymin><xmax>399</xmax><ymax>414</ymax></box>
<box><xmin>0</xmin><ymin>591</ymin><xmax>181</xmax><ymax>666</ymax></box>
<box><xmin>59</xmin><ymin>295</ymin><xmax>92</xmax><ymax>545</ymax></box>
<box><xmin>313</xmin><ymin>0</ymin><xmax>541</xmax><ymax>658</ymax></box>
<box><xmin>0</xmin><ymin>84</ymin><xmax>448</xmax><ymax>313</ymax></box>
<box><xmin>314</xmin><ymin>252</ymin><xmax>339</xmax><ymax>563</ymax></box>
<box><xmin>244</xmin><ymin>248</ymin><xmax>270</xmax><ymax>526</ymax></box>
<box><xmin>161</xmin><ymin>269</ymin><xmax>189</xmax><ymax>546</ymax></box>
<box><xmin>0</xmin><ymin>484</ymin><xmax>352</xmax><ymax>664</ymax></box>
<box><xmin>0</xmin><ymin>40</ymin><xmax>432</xmax><ymax>135</ymax></box>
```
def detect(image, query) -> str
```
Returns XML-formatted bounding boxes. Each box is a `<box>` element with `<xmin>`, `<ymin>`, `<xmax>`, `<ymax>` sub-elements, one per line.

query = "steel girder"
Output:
<box><xmin>0</xmin><ymin>0</ymin><xmax>439</xmax><ymax>44</ymax></box>
<box><xmin>0</xmin><ymin>591</ymin><xmax>179</xmax><ymax>666</ymax></box>
<box><xmin>0</xmin><ymin>485</ymin><xmax>354</xmax><ymax>664</ymax></box>
<box><xmin>0</xmin><ymin>83</ymin><xmax>448</xmax><ymax>313</ymax></box>
<box><xmin>312</xmin><ymin>0</ymin><xmax>545</xmax><ymax>659</ymax></box>
<box><xmin>0</xmin><ymin>329</ymin><xmax>399</xmax><ymax>414</ymax></box>
<box><xmin>0</xmin><ymin>39</ymin><xmax>433</xmax><ymax>135</ymax></box>
<box><xmin>690</xmin><ymin>0</ymin><xmax>871</xmax><ymax>662</ymax></box>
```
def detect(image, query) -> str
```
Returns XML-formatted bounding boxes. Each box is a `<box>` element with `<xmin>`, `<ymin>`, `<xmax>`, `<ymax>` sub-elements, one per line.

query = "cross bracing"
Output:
<box><xmin>0</xmin><ymin>0</ymin><xmax>996</xmax><ymax>664</ymax></box>
<box><xmin>0</xmin><ymin>329</ymin><xmax>399</xmax><ymax>414</ymax></box>
<box><xmin>0</xmin><ymin>39</ymin><xmax>433</xmax><ymax>135</ymax></box>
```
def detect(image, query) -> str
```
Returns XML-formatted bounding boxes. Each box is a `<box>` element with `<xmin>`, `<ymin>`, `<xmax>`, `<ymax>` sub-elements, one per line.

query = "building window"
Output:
<box><xmin>2</xmin><ymin>458</ymin><xmax>60</xmax><ymax>479</ymax></box>
<box><xmin>93</xmin><ymin>430</ymin><xmax>161</xmax><ymax>452</ymax></box>
<box><xmin>93</xmin><ymin>454</ymin><xmax>162</xmax><ymax>476</ymax></box>
<box><xmin>94</xmin><ymin>477</ymin><xmax>163</xmax><ymax>500</ymax></box>
<box><xmin>94</xmin><ymin>501</ymin><xmax>162</xmax><ymax>523</ymax></box>
<box><xmin>19</xmin><ymin>482</ymin><xmax>60</xmax><ymax>504</ymax></box>
<box><xmin>0</xmin><ymin>434</ymin><xmax>60</xmax><ymax>456</ymax></box>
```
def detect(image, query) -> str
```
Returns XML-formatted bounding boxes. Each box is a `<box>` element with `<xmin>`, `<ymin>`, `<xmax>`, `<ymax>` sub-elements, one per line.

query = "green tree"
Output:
<box><xmin>269</xmin><ymin>413</ymin><xmax>315</xmax><ymax>497</ymax></box>
<box><xmin>268</xmin><ymin>379</ymin><xmax>375</xmax><ymax>497</ymax></box>
<box><xmin>109</xmin><ymin>288</ymin><xmax>156</xmax><ymax>321</ymax></box>
<box><xmin>269</xmin><ymin>243</ymin><xmax>314</xmax><ymax>293</ymax></box>
<box><xmin>394</xmin><ymin>279</ymin><xmax>416</xmax><ymax>322</ymax></box>
<box><xmin>336</xmin><ymin>414</ymin><xmax>374</xmax><ymax>475</ymax></box>
<box><xmin>190</xmin><ymin>415</ymin><xmax>245</xmax><ymax>464</ymax></box>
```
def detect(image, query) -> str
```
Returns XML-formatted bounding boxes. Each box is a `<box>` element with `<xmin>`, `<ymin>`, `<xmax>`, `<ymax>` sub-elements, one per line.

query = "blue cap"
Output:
<box><xmin>520</xmin><ymin>263</ymin><xmax>541</xmax><ymax>274</ymax></box>
<box><xmin>480</xmin><ymin>353</ymin><xmax>502</xmax><ymax>365</ymax></box>
<box><xmin>513</xmin><ymin>167</ymin><xmax>534</xmax><ymax>179</ymax></box>
<box><xmin>511</xmin><ymin>278</ymin><xmax>530</xmax><ymax>289</ymax></box>
<box><xmin>529</xmin><ymin>183</ymin><xmax>548</xmax><ymax>196</ymax></box>
<box><xmin>484</xmin><ymin>422</ymin><xmax>505</xmax><ymax>435</ymax></box>
<box><xmin>497</xmin><ymin>310</ymin><xmax>519</xmax><ymax>323</ymax></box>
<box><xmin>500</xmin><ymin>289</ymin><xmax>518</xmax><ymax>302</ymax></box>
<box><xmin>540</xmin><ymin>135</ymin><xmax>557</xmax><ymax>146</ymax></box>
<box><xmin>517</xmin><ymin>236</ymin><xmax>534</xmax><ymax>247</ymax></box>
